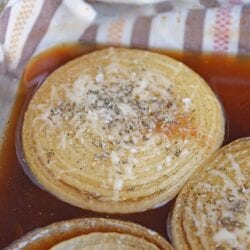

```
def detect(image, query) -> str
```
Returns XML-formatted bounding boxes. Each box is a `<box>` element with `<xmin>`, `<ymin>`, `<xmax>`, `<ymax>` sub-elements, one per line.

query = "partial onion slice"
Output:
<box><xmin>170</xmin><ymin>137</ymin><xmax>250</xmax><ymax>249</ymax></box>
<box><xmin>21</xmin><ymin>47</ymin><xmax>225</xmax><ymax>213</ymax></box>
<box><xmin>6</xmin><ymin>218</ymin><xmax>172</xmax><ymax>250</ymax></box>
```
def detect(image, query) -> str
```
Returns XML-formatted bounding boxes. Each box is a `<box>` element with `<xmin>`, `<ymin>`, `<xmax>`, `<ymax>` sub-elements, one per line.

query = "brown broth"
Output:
<box><xmin>0</xmin><ymin>44</ymin><xmax>249</xmax><ymax>249</ymax></box>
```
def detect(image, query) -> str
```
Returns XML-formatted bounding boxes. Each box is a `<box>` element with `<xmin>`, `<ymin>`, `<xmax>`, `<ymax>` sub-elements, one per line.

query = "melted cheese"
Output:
<box><xmin>184</xmin><ymin>150</ymin><xmax>250</xmax><ymax>249</ymax></box>
<box><xmin>110</xmin><ymin>151</ymin><xmax>120</xmax><ymax>165</ymax></box>
<box><xmin>31</xmin><ymin>59</ymin><xmax>197</xmax><ymax>198</ymax></box>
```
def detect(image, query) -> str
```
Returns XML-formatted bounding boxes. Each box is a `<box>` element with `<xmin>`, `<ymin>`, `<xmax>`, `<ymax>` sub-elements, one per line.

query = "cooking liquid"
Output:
<box><xmin>0</xmin><ymin>44</ymin><xmax>250</xmax><ymax>249</ymax></box>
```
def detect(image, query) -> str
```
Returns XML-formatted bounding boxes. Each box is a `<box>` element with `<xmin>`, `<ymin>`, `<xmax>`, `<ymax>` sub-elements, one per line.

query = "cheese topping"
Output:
<box><xmin>31</xmin><ymin>63</ymin><xmax>195</xmax><ymax>190</ymax></box>
<box><xmin>31</xmin><ymin>61</ymin><xmax>197</xmax><ymax>199</ymax></box>
<box><xmin>185</xmin><ymin>153</ymin><xmax>250</xmax><ymax>249</ymax></box>
<box><xmin>22</xmin><ymin>48</ymin><xmax>226</xmax><ymax>214</ymax></box>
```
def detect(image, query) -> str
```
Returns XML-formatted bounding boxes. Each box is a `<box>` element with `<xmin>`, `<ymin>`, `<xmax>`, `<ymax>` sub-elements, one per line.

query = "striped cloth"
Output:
<box><xmin>0</xmin><ymin>0</ymin><xmax>96</xmax><ymax>75</ymax></box>
<box><xmin>0</xmin><ymin>0</ymin><xmax>250</xmax><ymax>141</ymax></box>
<box><xmin>1</xmin><ymin>0</ymin><xmax>250</xmax><ymax>76</ymax></box>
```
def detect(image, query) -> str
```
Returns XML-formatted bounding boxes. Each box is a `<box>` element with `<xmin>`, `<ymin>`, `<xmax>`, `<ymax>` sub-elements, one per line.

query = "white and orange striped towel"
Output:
<box><xmin>1</xmin><ymin>0</ymin><xmax>250</xmax><ymax>140</ymax></box>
